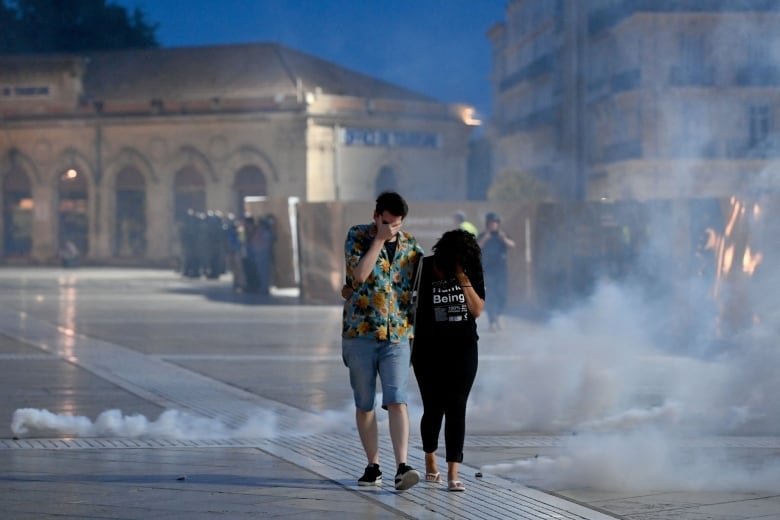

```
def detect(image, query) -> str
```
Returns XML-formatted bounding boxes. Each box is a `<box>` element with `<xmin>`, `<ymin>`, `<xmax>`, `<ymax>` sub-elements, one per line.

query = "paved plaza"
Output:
<box><xmin>0</xmin><ymin>267</ymin><xmax>779</xmax><ymax>519</ymax></box>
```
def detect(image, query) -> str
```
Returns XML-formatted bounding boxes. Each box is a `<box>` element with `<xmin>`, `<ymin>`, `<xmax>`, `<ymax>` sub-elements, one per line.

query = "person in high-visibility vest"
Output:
<box><xmin>453</xmin><ymin>210</ymin><xmax>478</xmax><ymax>236</ymax></box>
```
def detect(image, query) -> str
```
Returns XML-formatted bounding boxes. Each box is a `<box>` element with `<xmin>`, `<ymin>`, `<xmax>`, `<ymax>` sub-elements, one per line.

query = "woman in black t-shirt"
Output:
<box><xmin>411</xmin><ymin>229</ymin><xmax>485</xmax><ymax>492</ymax></box>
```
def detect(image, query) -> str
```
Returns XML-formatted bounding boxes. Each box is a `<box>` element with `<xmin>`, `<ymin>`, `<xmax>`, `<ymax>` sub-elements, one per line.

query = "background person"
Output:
<box><xmin>252</xmin><ymin>214</ymin><xmax>277</xmax><ymax>296</ymax></box>
<box><xmin>411</xmin><ymin>229</ymin><xmax>485</xmax><ymax>492</ymax></box>
<box><xmin>341</xmin><ymin>191</ymin><xmax>424</xmax><ymax>491</ymax></box>
<box><xmin>477</xmin><ymin>212</ymin><xmax>515</xmax><ymax>331</ymax></box>
<box><xmin>453</xmin><ymin>210</ymin><xmax>478</xmax><ymax>236</ymax></box>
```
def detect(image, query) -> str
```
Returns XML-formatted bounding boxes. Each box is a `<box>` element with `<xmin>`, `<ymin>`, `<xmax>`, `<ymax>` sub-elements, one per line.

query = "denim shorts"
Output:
<box><xmin>342</xmin><ymin>337</ymin><xmax>411</xmax><ymax>411</ymax></box>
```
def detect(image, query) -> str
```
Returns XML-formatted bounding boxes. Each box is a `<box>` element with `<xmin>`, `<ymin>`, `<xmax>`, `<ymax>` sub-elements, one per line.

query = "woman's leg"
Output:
<box><xmin>413</xmin><ymin>359</ymin><xmax>445</xmax><ymax>469</ymax></box>
<box><xmin>443</xmin><ymin>346</ymin><xmax>478</xmax><ymax>481</ymax></box>
<box><xmin>425</xmin><ymin>451</ymin><xmax>439</xmax><ymax>477</ymax></box>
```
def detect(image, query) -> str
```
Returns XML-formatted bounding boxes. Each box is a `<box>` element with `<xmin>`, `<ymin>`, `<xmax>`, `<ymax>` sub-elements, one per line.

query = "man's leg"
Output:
<box><xmin>378</xmin><ymin>340</ymin><xmax>411</xmax><ymax>467</ymax></box>
<box><xmin>343</xmin><ymin>337</ymin><xmax>384</xmax><ymax>486</ymax></box>
<box><xmin>388</xmin><ymin>402</ymin><xmax>419</xmax><ymax>490</ymax></box>
<box><xmin>356</xmin><ymin>408</ymin><xmax>379</xmax><ymax>464</ymax></box>
<box><xmin>387</xmin><ymin>403</ymin><xmax>409</xmax><ymax>467</ymax></box>
<box><xmin>378</xmin><ymin>339</ymin><xmax>419</xmax><ymax>490</ymax></box>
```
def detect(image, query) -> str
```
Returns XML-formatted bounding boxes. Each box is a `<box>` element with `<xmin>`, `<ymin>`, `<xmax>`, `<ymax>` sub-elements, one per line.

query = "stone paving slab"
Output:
<box><xmin>0</xmin><ymin>447</ymin><xmax>400</xmax><ymax>519</ymax></box>
<box><xmin>1</xmin><ymin>268</ymin><xmax>780</xmax><ymax>519</ymax></box>
<box><xmin>0</xmin><ymin>305</ymin><xmax>615</xmax><ymax>519</ymax></box>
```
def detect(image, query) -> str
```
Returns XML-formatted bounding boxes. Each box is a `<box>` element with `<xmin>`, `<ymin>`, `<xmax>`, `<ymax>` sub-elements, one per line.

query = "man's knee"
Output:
<box><xmin>386</xmin><ymin>402</ymin><xmax>407</xmax><ymax>414</ymax></box>
<box><xmin>356</xmin><ymin>408</ymin><xmax>375</xmax><ymax>418</ymax></box>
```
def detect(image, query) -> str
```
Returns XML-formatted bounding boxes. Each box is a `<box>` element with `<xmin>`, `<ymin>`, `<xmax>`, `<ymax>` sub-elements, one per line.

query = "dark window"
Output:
<box><xmin>115</xmin><ymin>168</ymin><xmax>146</xmax><ymax>256</ymax></box>
<box><xmin>749</xmin><ymin>105</ymin><xmax>771</xmax><ymax>147</ymax></box>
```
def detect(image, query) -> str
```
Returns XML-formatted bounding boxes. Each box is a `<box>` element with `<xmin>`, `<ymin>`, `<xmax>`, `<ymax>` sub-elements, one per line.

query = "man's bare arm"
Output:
<box><xmin>352</xmin><ymin>217</ymin><xmax>401</xmax><ymax>283</ymax></box>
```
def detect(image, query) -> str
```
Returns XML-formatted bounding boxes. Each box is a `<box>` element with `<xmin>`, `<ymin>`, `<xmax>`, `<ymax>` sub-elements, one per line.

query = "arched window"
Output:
<box><xmin>2</xmin><ymin>168</ymin><xmax>33</xmax><ymax>257</ymax></box>
<box><xmin>58</xmin><ymin>168</ymin><xmax>89</xmax><ymax>255</ymax></box>
<box><xmin>375</xmin><ymin>165</ymin><xmax>399</xmax><ymax>196</ymax></box>
<box><xmin>115</xmin><ymin>167</ymin><xmax>146</xmax><ymax>257</ymax></box>
<box><xmin>233</xmin><ymin>165</ymin><xmax>267</xmax><ymax>215</ymax></box>
<box><xmin>173</xmin><ymin>166</ymin><xmax>205</xmax><ymax>222</ymax></box>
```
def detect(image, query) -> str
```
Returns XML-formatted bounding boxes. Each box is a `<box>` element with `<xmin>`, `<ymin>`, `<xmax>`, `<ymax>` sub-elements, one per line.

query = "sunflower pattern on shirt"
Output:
<box><xmin>342</xmin><ymin>223</ymin><xmax>423</xmax><ymax>343</ymax></box>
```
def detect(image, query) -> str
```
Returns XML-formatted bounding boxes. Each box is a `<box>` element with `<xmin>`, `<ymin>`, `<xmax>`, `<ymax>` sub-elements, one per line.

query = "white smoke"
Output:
<box><xmin>481</xmin><ymin>429</ymin><xmax>780</xmax><ymax>493</ymax></box>
<box><xmin>469</xmin><ymin>276</ymin><xmax>780</xmax><ymax>492</ymax></box>
<box><xmin>10</xmin><ymin>399</ymin><xmax>405</xmax><ymax>440</ymax></box>
<box><xmin>11</xmin><ymin>408</ymin><xmax>278</xmax><ymax>439</ymax></box>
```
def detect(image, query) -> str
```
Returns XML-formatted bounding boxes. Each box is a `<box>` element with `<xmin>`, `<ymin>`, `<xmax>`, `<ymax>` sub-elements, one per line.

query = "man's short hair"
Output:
<box><xmin>375</xmin><ymin>191</ymin><xmax>408</xmax><ymax>219</ymax></box>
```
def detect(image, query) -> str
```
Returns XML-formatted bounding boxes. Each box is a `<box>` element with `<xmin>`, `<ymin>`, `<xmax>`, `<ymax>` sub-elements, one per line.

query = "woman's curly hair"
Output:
<box><xmin>432</xmin><ymin>229</ymin><xmax>484</xmax><ymax>283</ymax></box>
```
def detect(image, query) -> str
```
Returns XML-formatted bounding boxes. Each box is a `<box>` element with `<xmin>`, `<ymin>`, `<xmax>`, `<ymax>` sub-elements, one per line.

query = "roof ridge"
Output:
<box><xmin>271</xmin><ymin>43</ymin><xmax>302</xmax><ymax>92</ymax></box>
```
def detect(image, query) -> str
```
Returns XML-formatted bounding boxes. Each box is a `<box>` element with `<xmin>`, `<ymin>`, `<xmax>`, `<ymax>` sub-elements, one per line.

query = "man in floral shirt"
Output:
<box><xmin>342</xmin><ymin>191</ymin><xmax>423</xmax><ymax>491</ymax></box>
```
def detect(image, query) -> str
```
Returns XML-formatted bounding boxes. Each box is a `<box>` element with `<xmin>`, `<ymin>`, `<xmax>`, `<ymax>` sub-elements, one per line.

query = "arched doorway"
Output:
<box><xmin>2</xmin><ymin>168</ymin><xmax>33</xmax><ymax>257</ymax></box>
<box><xmin>115</xmin><ymin>167</ymin><xmax>146</xmax><ymax>257</ymax></box>
<box><xmin>174</xmin><ymin>166</ymin><xmax>206</xmax><ymax>221</ymax></box>
<box><xmin>234</xmin><ymin>165</ymin><xmax>267</xmax><ymax>215</ymax></box>
<box><xmin>375</xmin><ymin>165</ymin><xmax>399</xmax><ymax>195</ymax></box>
<box><xmin>58</xmin><ymin>167</ymin><xmax>89</xmax><ymax>255</ymax></box>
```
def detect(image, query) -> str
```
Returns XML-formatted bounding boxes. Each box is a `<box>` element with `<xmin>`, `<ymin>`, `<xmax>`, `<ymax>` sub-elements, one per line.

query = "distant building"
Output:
<box><xmin>0</xmin><ymin>43</ymin><xmax>476</xmax><ymax>262</ymax></box>
<box><xmin>488</xmin><ymin>0</ymin><xmax>780</xmax><ymax>202</ymax></box>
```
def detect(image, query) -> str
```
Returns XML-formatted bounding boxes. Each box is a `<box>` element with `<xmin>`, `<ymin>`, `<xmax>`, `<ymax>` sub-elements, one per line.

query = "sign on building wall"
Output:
<box><xmin>340</xmin><ymin>127</ymin><xmax>440</xmax><ymax>148</ymax></box>
<box><xmin>0</xmin><ymin>85</ymin><xmax>51</xmax><ymax>99</ymax></box>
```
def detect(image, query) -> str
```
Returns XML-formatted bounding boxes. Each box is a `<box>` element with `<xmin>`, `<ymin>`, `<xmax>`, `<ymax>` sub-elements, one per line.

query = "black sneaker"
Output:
<box><xmin>358</xmin><ymin>464</ymin><xmax>382</xmax><ymax>486</ymax></box>
<box><xmin>394</xmin><ymin>463</ymin><xmax>420</xmax><ymax>491</ymax></box>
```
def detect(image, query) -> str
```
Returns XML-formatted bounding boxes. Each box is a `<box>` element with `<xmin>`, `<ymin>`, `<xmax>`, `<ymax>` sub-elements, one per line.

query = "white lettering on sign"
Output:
<box><xmin>433</xmin><ymin>293</ymin><xmax>465</xmax><ymax>304</ymax></box>
<box><xmin>0</xmin><ymin>85</ymin><xmax>51</xmax><ymax>100</ymax></box>
<box><xmin>341</xmin><ymin>127</ymin><xmax>440</xmax><ymax>149</ymax></box>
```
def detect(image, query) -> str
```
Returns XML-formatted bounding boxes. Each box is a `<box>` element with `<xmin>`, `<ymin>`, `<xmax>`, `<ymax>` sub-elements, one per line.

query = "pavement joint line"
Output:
<box><xmin>0</xmin><ymin>307</ymin><xmax>618</xmax><ymax>519</ymax></box>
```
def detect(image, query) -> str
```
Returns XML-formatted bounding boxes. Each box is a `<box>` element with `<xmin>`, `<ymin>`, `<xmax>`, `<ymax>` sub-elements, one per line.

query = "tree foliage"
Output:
<box><xmin>0</xmin><ymin>0</ymin><xmax>158</xmax><ymax>53</ymax></box>
<box><xmin>487</xmin><ymin>168</ymin><xmax>553</xmax><ymax>202</ymax></box>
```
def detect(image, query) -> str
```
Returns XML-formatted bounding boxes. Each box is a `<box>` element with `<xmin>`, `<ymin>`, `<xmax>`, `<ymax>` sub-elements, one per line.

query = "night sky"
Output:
<box><xmin>116</xmin><ymin>0</ymin><xmax>507</xmax><ymax>117</ymax></box>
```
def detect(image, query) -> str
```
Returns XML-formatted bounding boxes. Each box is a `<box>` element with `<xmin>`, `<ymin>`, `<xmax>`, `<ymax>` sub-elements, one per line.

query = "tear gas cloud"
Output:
<box><xmin>11</xmin><ymin>408</ymin><xmax>279</xmax><ymax>439</ymax></box>
<box><xmin>469</xmin><ymin>278</ymin><xmax>780</xmax><ymax>492</ymax></box>
<box><xmin>459</xmin><ymin>9</ymin><xmax>780</xmax><ymax>491</ymax></box>
<box><xmin>466</xmin><ymin>11</ymin><xmax>780</xmax><ymax>491</ymax></box>
<box><xmin>10</xmin><ymin>400</ymin><xmax>412</xmax><ymax>442</ymax></box>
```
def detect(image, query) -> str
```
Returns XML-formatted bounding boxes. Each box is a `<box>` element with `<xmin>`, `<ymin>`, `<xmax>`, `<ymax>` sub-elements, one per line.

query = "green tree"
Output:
<box><xmin>0</xmin><ymin>0</ymin><xmax>158</xmax><ymax>53</ymax></box>
<box><xmin>487</xmin><ymin>169</ymin><xmax>553</xmax><ymax>203</ymax></box>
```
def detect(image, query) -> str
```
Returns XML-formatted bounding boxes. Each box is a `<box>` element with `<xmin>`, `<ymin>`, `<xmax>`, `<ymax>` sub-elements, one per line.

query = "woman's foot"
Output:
<box><xmin>448</xmin><ymin>480</ymin><xmax>465</xmax><ymax>492</ymax></box>
<box><xmin>425</xmin><ymin>471</ymin><xmax>442</xmax><ymax>483</ymax></box>
<box><xmin>424</xmin><ymin>452</ymin><xmax>439</xmax><ymax>483</ymax></box>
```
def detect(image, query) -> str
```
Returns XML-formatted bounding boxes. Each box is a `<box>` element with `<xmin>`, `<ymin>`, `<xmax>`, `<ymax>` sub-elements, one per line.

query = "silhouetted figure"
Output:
<box><xmin>224</xmin><ymin>213</ymin><xmax>245</xmax><ymax>291</ymax></box>
<box><xmin>253</xmin><ymin>214</ymin><xmax>277</xmax><ymax>296</ymax></box>
<box><xmin>205</xmin><ymin>210</ymin><xmax>225</xmax><ymax>279</ymax></box>
<box><xmin>180</xmin><ymin>209</ymin><xmax>200</xmax><ymax>277</ymax></box>
<box><xmin>242</xmin><ymin>217</ymin><xmax>260</xmax><ymax>292</ymax></box>
<box><xmin>477</xmin><ymin>212</ymin><xmax>515</xmax><ymax>332</ymax></box>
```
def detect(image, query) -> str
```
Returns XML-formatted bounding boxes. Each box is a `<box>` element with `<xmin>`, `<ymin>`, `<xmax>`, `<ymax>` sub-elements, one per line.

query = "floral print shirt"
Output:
<box><xmin>342</xmin><ymin>223</ymin><xmax>423</xmax><ymax>343</ymax></box>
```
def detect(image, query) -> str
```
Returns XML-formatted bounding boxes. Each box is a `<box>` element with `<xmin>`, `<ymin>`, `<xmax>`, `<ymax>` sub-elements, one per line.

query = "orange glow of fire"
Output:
<box><xmin>742</xmin><ymin>246</ymin><xmax>763</xmax><ymax>274</ymax></box>
<box><xmin>712</xmin><ymin>197</ymin><xmax>764</xmax><ymax>301</ymax></box>
<box><xmin>709</xmin><ymin>195</ymin><xmax>767</xmax><ymax>337</ymax></box>
<box><xmin>724</xmin><ymin>196</ymin><xmax>740</xmax><ymax>237</ymax></box>
<box><xmin>721</xmin><ymin>244</ymin><xmax>734</xmax><ymax>275</ymax></box>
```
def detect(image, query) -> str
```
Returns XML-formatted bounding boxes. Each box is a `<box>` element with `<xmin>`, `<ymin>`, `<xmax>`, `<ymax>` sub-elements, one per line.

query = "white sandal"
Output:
<box><xmin>448</xmin><ymin>480</ymin><xmax>465</xmax><ymax>492</ymax></box>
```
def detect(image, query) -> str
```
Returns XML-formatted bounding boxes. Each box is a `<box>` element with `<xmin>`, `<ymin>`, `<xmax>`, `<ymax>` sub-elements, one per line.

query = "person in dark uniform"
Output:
<box><xmin>477</xmin><ymin>212</ymin><xmax>515</xmax><ymax>331</ymax></box>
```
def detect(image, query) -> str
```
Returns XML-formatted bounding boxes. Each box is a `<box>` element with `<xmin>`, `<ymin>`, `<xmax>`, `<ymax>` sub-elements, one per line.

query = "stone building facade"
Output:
<box><xmin>0</xmin><ymin>43</ymin><xmax>475</xmax><ymax>262</ymax></box>
<box><xmin>488</xmin><ymin>0</ymin><xmax>780</xmax><ymax>202</ymax></box>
